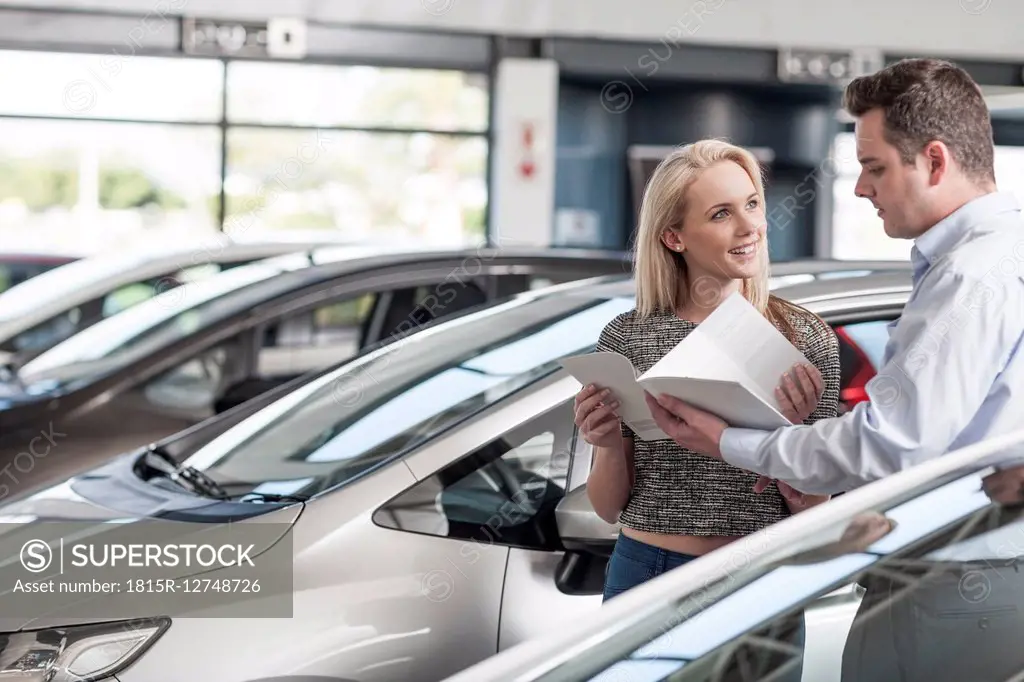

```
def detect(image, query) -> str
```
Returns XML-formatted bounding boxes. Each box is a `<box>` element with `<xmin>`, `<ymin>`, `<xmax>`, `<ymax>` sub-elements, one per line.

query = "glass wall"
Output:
<box><xmin>0</xmin><ymin>50</ymin><xmax>489</xmax><ymax>256</ymax></box>
<box><xmin>831</xmin><ymin>131</ymin><xmax>1024</xmax><ymax>260</ymax></box>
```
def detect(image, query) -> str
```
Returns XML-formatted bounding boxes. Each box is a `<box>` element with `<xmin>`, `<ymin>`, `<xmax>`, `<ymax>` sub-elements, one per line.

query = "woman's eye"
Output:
<box><xmin>712</xmin><ymin>209</ymin><xmax>729</xmax><ymax>220</ymax></box>
<box><xmin>746</xmin><ymin>198</ymin><xmax>760</xmax><ymax>209</ymax></box>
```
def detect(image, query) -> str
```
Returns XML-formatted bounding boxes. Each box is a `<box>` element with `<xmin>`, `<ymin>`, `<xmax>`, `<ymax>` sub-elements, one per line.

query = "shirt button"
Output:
<box><xmin>979</xmin><ymin>618</ymin><xmax>989</xmax><ymax>630</ymax></box>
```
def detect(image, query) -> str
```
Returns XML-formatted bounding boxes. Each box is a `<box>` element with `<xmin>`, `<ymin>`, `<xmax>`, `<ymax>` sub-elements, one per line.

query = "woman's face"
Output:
<box><xmin>662</xmin><ymin>160</ymin><xmax>767</xmax><ymax>282</ymax></box>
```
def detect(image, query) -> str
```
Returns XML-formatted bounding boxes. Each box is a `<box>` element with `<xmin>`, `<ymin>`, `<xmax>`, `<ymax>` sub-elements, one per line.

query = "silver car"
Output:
<box><xmin>444</xmin><ymin>427</ymin><xmax>1024</xmax><ymax>682</ymax></box>
<box><xmin>0</xmin><ymin>262</ymin><xmax>913</xmax><ymax>682</ymax></box>
<box><xmin>0</xmin><ymin>236</ymin><xmax>362</xmax><ymax>367</ymax></box>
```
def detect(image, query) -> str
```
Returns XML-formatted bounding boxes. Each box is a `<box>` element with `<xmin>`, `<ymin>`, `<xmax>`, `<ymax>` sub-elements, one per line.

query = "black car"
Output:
<box><xmin>0</xmin><ymin>245</ymin><xmax>631</xmax><ymax>487</ymax></box>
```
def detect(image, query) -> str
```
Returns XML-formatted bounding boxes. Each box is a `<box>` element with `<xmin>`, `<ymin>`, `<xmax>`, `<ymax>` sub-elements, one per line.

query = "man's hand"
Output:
<box><xmin>981</xmin><ymin>465</ymin><xmax>1024</xmax><ymax>505</ymax></box>
<box><xmin>643</xmin><ymin>392</ymin><xmax>727</xmax><ymax>458</ymax></box>
<box><xmin>753</xmin><ymin>476</ymin><xmax>830</xmax><ymax>512</ymax></box>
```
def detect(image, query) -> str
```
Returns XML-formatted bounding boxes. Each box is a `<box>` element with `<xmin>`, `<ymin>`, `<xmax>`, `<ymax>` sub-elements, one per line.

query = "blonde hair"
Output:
<box><xmin>632</xmin><ymin>139</ymin><xmax>803</xmax><ymax>341</ymax></box>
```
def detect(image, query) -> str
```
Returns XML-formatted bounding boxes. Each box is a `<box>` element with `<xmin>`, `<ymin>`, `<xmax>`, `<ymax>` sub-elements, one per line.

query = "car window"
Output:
<box><xmin>257</xmin><ymin>293</ymin><xmax>378</xmax><ymax>378</ymax></box>
<box><xmin>373</xmin><ymin>398</ymin><xmax>574</xmax><ymax>551</ymax></box>
<box><xmin>261</xmin><ymin>294</ymin><xmax>375</xmax><ymax>350</ymax></box>
<box><xmin>176</xmin><ymin>292</ymin><xmax>636</xmax><ymax>499</ymax></box>
<box><xmin>0</xmin><ymin>260</ymin><xmax>66</xmax><ymax>292</ymax></box>
<box><xmin>379</xmin><ymin>281</ymin><xmax>489</xmax><ymax>339</ymax></box>
<box><xmin>102</xmin><ymin>281</ymin><xmax>161</xmax><ymax>317</ymax></box>
<box><xmin>142</xmin><ymin>336</ymin><xmax>249</xmax><ymax>418</ymax></box>
<box><xmin>535</xmin><ymin>454</ymin><xmax>1024</xmax><ymax>682</ymax></box>
<box><xmin>8</xmin><ymin>306</ymin><xmax>86</xmax><ymax>353</ymax></box>
<box><xmin>143</xmin><ymin>346</ymin><xmax>229</xmax><ymax>412</ymax></box>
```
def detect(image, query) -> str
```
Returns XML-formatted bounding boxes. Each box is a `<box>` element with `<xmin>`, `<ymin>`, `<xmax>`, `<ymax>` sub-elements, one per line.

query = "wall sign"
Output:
<box><xmin>182</xmin><ymin>17</ymin><xmax>307</xmax><ymax>58</ymax></box>
<box><xmin>518</xmin><ymin>120</ymin><xmax>537</xmax><ymax>180</ymax></box>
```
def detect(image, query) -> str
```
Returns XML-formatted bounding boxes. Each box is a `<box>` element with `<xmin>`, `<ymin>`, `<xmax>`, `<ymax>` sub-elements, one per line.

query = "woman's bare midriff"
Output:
<box><xmin>622</xmin><ymin>526</ymin><xmax>743</xmax><ymax>556</ymax></box>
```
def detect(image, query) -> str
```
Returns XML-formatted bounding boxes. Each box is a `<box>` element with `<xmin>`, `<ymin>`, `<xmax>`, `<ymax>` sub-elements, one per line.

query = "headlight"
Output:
<box><xmin>0</xmin><ymin>617</ymin><xmax>169</xmax><ymax>682</ymax></box>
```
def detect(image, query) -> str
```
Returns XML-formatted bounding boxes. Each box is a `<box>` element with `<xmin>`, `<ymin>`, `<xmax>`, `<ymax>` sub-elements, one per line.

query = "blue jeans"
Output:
<box><xmin>602</xmin><ymin>532</ymin><xmax>699</xmax><ymax>602</ymax></box>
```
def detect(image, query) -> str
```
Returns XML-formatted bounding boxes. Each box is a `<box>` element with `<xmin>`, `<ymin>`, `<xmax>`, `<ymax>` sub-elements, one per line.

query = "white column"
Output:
<box><xmin>489</xmin><ymin>57</ymin><xmax>558</xmax><ymax>248</ymax></box>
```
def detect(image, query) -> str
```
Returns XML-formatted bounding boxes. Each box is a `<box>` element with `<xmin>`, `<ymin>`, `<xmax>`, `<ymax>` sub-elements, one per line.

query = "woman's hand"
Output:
<box><xmin>776</xmin><ymin>363</ymin><xmax>824</xmax><ymax>424</ymax></box>
<box><xmin>574</xmin><ymin>384</ymin><xmax>621</xmax><ymax>449</ymax></box>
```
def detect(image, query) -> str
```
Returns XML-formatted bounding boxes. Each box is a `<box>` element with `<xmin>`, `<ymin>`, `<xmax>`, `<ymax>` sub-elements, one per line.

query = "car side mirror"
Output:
<box><xmin>552</xmin><ymin>485</ymin><xmax>619</xmax><ymax>596</ymax></box>
<box><xmin>555</xmin><ymin>485</ymin><xmax>620</xmax><ymax>556</ymax></box>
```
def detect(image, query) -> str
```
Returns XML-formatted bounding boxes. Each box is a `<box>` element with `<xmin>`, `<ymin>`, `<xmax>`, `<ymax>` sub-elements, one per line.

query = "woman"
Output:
<box><xmin>577</xmin><ymin>139</ymin><xmax>841</xmax><ymax>603</ymax></box>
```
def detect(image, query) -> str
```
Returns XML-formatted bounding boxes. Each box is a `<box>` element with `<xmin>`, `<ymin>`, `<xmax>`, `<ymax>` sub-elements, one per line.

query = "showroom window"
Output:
<box><xmin>225</xmin><ymin>128</ymin><xmax>487</xmax><ymax>241</ymax></box>
<box><xmin>0</xmin><ymin>49</ymin><xmax>490</xmax><ymax>255</ymax></box>
<box><xmin>223</xmin><ymin>61</ymin><xmax>489</xmax><ymax>244</ymax></box>
<box><xmin>0</xmin><ymin>51</ymin><xmax>224</xmax><ymax>256</ymax></box>
<box><xmin>831</xmin><ymin>132</ymin><xmax>1024</xmax><ymax>260</ymax></box>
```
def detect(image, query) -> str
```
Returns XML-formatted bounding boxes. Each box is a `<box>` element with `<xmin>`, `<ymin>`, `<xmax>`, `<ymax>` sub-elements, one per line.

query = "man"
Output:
<box><xmin>644</xmin><ymin>57</ymin><xmax>1024</xmax><ymax>682</ymax></box>
<box><xmin>645</xmin><ymin>57</ymin><xmax>1024</xmax><ymax>496</ymax></box>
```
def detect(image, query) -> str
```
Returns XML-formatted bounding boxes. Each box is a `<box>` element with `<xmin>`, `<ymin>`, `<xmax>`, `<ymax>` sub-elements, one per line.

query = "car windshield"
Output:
<box><xmin>531</xmin><ymin>436</ymin><xmax>1024</xmax><ymax>682</ymax></box>
<box><xmin>16</xmin><ymin>254</ymin><xmax>312</xmax><ymax>390</ymax></box>
<box><xmin>176</xmin><ymin>282</ymin><xmax>635</xmax><ymax>499</ymax></box>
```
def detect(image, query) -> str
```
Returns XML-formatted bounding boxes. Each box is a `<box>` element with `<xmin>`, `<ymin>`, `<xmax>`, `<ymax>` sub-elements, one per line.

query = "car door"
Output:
<box><xmin>494</xmin><ymin>397</ymin><xmax>606</xmax><ymax>651</ymax></box>
<box><xmin>372</xmin><ymin>374</ymin><xmax>587</xmax><ymax>679</ymax></box>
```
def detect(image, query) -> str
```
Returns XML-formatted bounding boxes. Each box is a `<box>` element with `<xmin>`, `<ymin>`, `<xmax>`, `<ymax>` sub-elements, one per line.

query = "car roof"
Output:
<box><xmin>444</xmin><ymin>425</ymin><xmax>1024</xmax><ymax>682</ymax></box>
<box><xmin>0</xmin><ymin>237</ymin><xmax>366</xmax><ymax>335</ymax></box>
<box><xmin>0</xmin><ymin>251</ymin><xmax>82</xmax><ymax>264</ymax></box>
<box><xmin>0</xmin><ymin>238</ymin><xmax>627</xmax><ymax>342</ymax></box>
<box><xmin>64</xmin><ymin>243</ymin><xmax>633</xmax><ymax>334</ymax></box>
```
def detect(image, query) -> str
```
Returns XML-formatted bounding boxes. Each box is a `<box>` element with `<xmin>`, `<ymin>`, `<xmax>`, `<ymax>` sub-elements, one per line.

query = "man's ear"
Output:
<box><xmin>922</xmin><ymin>141</ymin><xmax>951</xmax><ymax>186</ymax></box>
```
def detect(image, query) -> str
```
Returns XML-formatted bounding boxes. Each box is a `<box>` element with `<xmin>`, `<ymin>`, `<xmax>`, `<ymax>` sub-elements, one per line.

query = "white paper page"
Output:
<box><xmin>558</xmin><ymin>352</ymin><xmax>669</xmax><ymax>441</ymax></box>
<box><xmin>641</xmin><ymin>331</ymin><xmax>749</xmax><ymax>384</ymax></box>
<box><xmin>638</xmin><ymin>375</ymin><xmax>791</xmax><ymax>430</ymax></box>
<box><xmin>694</xmin><ymin>292</ymin><xmax>811</xmax><ymax>405</ymax></box>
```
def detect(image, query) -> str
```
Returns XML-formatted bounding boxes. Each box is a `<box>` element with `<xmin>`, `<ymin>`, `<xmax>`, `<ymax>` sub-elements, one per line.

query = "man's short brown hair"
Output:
<box><xmin>843</xmin><ymin>58</ymin><xmax>995</xmax><ymax>184</ymax></box>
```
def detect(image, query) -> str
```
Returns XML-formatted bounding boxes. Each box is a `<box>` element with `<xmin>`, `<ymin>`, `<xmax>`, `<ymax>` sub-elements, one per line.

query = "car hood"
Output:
<box><xmin>0</xmin><ymin>453</ymin><xmax>303</xmax><ymax>632</ymax></box>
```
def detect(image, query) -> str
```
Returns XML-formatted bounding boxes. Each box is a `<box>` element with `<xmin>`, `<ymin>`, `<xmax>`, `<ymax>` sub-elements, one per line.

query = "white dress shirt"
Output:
<box><xmin>721</xmin><ymin>191</ymin><xmax>1024</xmax><ymax>494</ymax></box>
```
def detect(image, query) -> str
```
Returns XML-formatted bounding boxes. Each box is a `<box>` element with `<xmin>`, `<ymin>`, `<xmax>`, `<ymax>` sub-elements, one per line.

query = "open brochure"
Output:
<box><xmin>559</xmin><ymin>291</ymin><xmax>811</xmax><ymax>441</ymax></box>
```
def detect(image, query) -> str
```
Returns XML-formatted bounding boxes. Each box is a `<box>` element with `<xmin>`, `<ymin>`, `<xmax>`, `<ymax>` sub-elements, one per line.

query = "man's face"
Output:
<box><xmin>853</xmin><ymin>108</ymin><xmax>932</xmax><ymax>240</ymax></box>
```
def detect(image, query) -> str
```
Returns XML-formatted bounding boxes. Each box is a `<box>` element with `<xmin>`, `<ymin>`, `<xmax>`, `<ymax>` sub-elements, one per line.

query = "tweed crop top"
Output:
<box><xmin>595</xmin><ymin>306</ymin><xmax>841</xmax><ymax>536</ymax></box>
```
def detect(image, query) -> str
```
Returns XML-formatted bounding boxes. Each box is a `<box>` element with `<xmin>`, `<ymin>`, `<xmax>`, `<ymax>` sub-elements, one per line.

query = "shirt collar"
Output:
<box><xmin>911</xmin><ymin>191</ymin><xmax>1020</xmax><ymax>279</ymax></box>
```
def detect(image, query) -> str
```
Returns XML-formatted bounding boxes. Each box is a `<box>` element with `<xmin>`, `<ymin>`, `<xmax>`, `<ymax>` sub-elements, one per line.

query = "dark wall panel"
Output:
<box><xmin>554</xmin><ymin>82</ymin><xmax>630</xmax><ymax>250</ymax></box>
<box><xmin>555</xmin><ymin>79</ymin><xmax>840</xmax><ymax>259</ymax></box>
<box><xmin>624</xmin><ymin>85</ymin><xmax>838</xmax><ymax>164</ymax></box>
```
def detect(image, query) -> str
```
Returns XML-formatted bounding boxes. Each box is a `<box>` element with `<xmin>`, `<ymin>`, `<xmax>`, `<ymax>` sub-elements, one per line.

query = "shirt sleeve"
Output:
<box><xmin>721</xmin><ymin>268</ymin><xmax>1024</xmax><ymax>495</ymax></box>
<box><xmin>594</xmin><ymin>314</ymin><xmax>635</xmax><ymax>441</ymax></box>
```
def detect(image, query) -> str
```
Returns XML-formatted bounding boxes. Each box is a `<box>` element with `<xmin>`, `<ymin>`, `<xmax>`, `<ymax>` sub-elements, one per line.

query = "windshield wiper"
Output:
<box><xmin>140</xmin><ymin>445</ymin><xmax>228</xmax><ymax>500</ymax></box>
